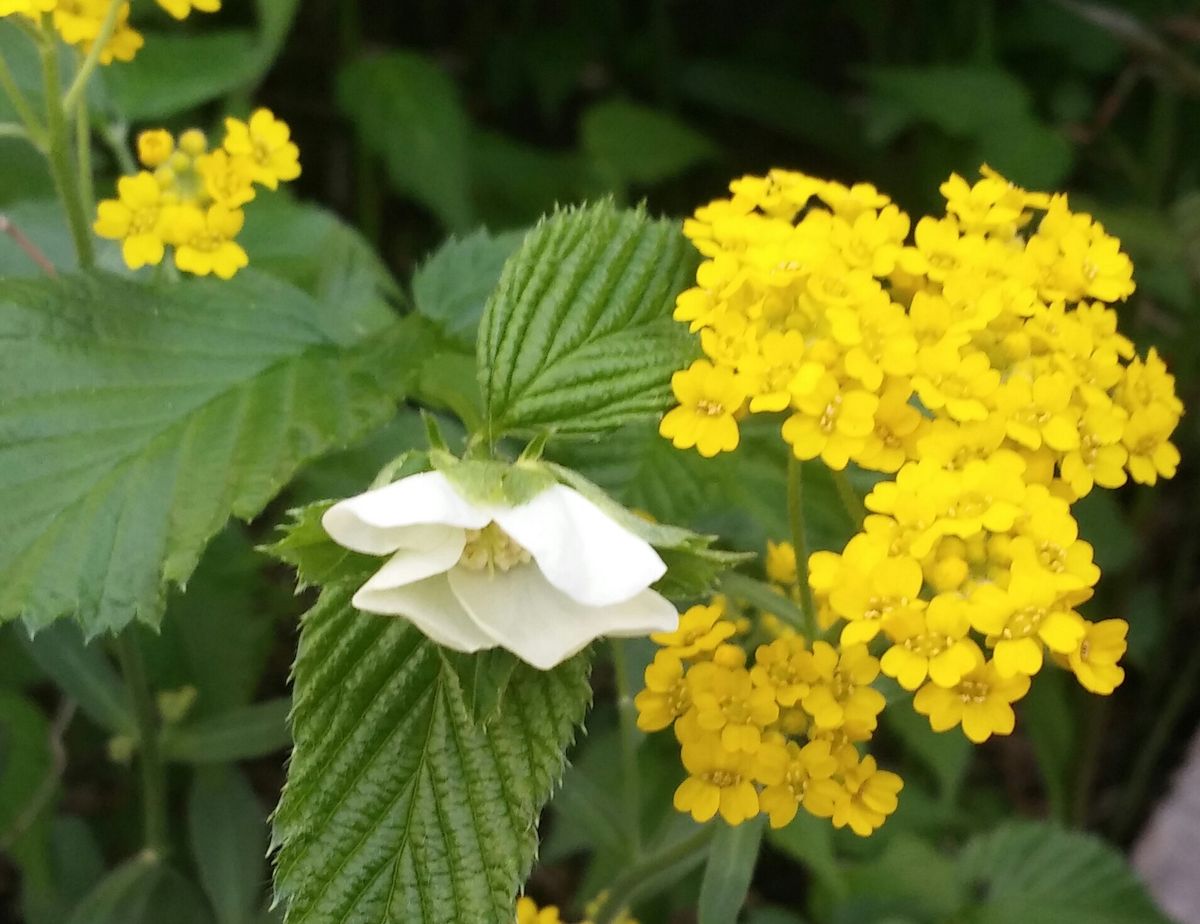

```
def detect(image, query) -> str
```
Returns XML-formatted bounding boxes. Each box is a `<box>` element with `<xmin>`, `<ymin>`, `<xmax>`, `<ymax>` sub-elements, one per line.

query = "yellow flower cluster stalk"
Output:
<box><xmin>645</xmin><ymin>166</ymin><xmax>1183</xmax><ymax>836</ymax></box>
<box><xmin>636</xmin><ymin>598</ymin><xmax>903</xmax><ymax>836</ymax></box>
<box><xmin>2</xmin><ymin>0</ymin><xmax>219</xmax><ymax>65</ymax></box>
<box><xmin>94</xmin><ymin>111</ymin><xmax>301</xmax><ymax>278</ymax></box>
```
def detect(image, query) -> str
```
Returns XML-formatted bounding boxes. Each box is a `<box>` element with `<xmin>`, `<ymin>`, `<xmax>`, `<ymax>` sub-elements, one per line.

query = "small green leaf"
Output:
<box><xmin>959</xmin><ymin>821</ymin><xmax>1171</xmax><ymax>924</ymax></box>
<box><xmin>0</xmin><ymin>691</ymin><xmax>52</xmax><ymax>844</ymax></box>
<box><xmin>338</xmin><ymin>53</ymin><xmax>473</xmax><ymax>230</ymax></box>
<box><xmin>412</xmin><ymin>228</ymin><xmax>526</xmax><ymax>349</ymax></box>
<box><xmin>432</xmin><ymin>455</ymin><xmax>556</xmax><ymax>507</ymax></box>
<box><xmin>161</xmin><ymin>698</ymin><xmax>291</xmax><ymax>764</ymax></box>
<box><xmin>19</xmin><ymin>624</ymin><xmax>133</xmax><ymax>734</ymax></box>
<box><xmin>479</xmin><ymin>201</ymin><xmax>698</xmax><ymax>439</ymax></box>
<box><xmin>273</xmin><ymin>584</ymin><xmax>591</xmax><ymax>924</ymax></box>
<box><xmin>581</xmin><ymin>99</ymin><xmax>718</xmax><ymax>187</ymax></box>
<box><xmin>66</xmin><ymin>857</ymin><xmax>213</xmax><ymax>924</ymax></box>
<box><xmin>189</xmin><ymin>765</ymin><xmax>268</xmax><ymax>924</ymax></box>
<box><xmin>699</xmin><ymin>818</ymin><xmax>765</xmax><ymax>924</ymax></box>
<box><xmin>766</xmin><ymin>812</ymin><xmax>844</xmax><ymax>900</ymax></box>
<box><xmin>882</xmin><ymin>703</ymin><xmax>972</xmax><ymax>806</ymax></box>
<box><xmin>0</xmin><ymin>271</ymin><xmax>438</xmax><ymax>635</ymax></box>
<box><xmin>262</xmin><ymin>501</ymin><xmax>379</xmax><ymax>589</ymax></box>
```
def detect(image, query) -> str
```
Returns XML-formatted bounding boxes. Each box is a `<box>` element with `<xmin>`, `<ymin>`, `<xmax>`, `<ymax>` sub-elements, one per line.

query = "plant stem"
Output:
<box><xmin>37</xmin><ymin>19</ymin><xmax>93</xmax><ymax>268</ymax></box>
<box><xmin>787</xmin><ymin>455</ymin><xmax>818</xmax><ymax>640</ymax></box>
<box><xmin>75</xmin><ymin>82</ymin><xmax>94</xmax><ymax>217</ymax></box>
<box><xmin>832</xmin><ymin>468</ymin><xmax>866</xmax><ymax>528</ymax></box>
<box><xmin>590</xmin><ymin>826</ymin><xmax>716</xmax><ymax>924</ymax></box>
<box><xmin>609</xmin><ymin>639</ymin><xmax>643</xmax><ymax>856</ymax></box>
<box><xmin>0</xmin><ymin>213</ymin><xmax>58</xmax><ymax>275</ymax></box>
<box><xmin>0</xmin><ymin>53</ymin><xmax>47</xmax><ymax>148</ymax></box>
<box><xmin>114</xmin><ymin>632</ymin><xmax>169</xmax><ymax>857</ymax></box>
<box><xmin>61</xmin><ymin>0</ymin><xmax>123</xmax><ymax>116</ymax></box>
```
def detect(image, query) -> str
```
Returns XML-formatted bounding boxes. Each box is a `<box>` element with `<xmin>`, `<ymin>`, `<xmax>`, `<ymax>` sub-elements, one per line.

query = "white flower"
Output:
<box><xmin>322</xmin><ymin>470</ymin><xmax>679</xmax><ymax>669</ymax></box>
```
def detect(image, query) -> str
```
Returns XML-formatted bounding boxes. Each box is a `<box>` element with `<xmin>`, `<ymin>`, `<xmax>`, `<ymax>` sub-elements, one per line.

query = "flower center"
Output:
<box><xmin>458</xmin><ymin>523</ymin><xmax>531</xmax><ymax>574</ymax></box>
<box><xmin>696</xmin><ymin>399</ymin><xmax>725</xmax><ymax>417</ymax></box>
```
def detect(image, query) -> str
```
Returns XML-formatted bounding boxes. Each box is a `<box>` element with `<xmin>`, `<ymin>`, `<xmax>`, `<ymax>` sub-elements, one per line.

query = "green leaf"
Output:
<box><xmin>161</xmin><ymin>698</ymin><xmax>291</xmax><ymax>764</ymax></box>
<box><xmin>66</xmin><ymin>856</ymin><xmax>213</xmax><ymax>924</ymax></box>
<box><xmin>18</xmin><ymin>624</ymin><xmax>133</xmax><ymax>734</ymax></box>
<box><xmin>0</xmin><ymin>270</ymin><xmax>438</xmax><ymax>635</ymax></box>
<box><xmin>273</xmin><ymin>584</ymin><xmax>591</xmax><ymax>924</ymax></box>
<box><xmin>412</xmin><ymin>228</ymin><xmax>526</xmax><ymax>350</ymax></box>
<box><xmin>837</xmin><ymin>833</ymin><xmax>965</xmax><ymax>921</ymax></box>
<box><xmin>959</xmin><ymin>821</ymin><xmax>1171</xmax><ymax>924</ymax></box>
<box><xmin>105</xmin><ymin>32</ymin><xmax>261</xmax><ymax>120</ymax></box>
<box><xmin>263</xmin><ymin>501</ymin><xmax>383</xmax><ymax>589</ymax></box>
<box><xmin>21</xmin><ymin>815</ymin><xmax>106</xmax><ymax>924</ymax></box>
<box><xmin>479</xmin><ymin>201</ymin><xmax>697</xmax><ymax>438</ymax></box>
<box><xmin>337</xmin><ymin>53</ymin><xmax>474</xmax><ymax>230</ymax></box>
<box><xmin>0</xmin><ymin>691</ymin><xmax>52</xmax><ymax>844</ymax></box>
<box><xmin>189</xmin><ymin>765</ymin><xmax>268</xmax><ymax>924</ymax></box>
<box><xmin>237</xmin><ymin>195</ymin><xmax>400</xmax><ymax>342</ymax></box>
<box><xmin>698</xmin><ymin>818</ymin><xmax>765</xmax><ymax>924</ymax></box>
<box><xmin>0</xmin><ymin>199</ymin><xmax>122</xmax><ymax>276</ymax></box>
<box><xmin>1019</xmin><ymin>670</ymin><xmax>1078</xmax><ymax>822</ymax></box>
<box><xmin>438</xmin><ymin>647</ymin><xmax>521</xmax><ymax>727</ymax></box>
<box><xmin>580</xmin><ymin>100</ymin><xmax>718</xmax><ymax>187</ymax></box>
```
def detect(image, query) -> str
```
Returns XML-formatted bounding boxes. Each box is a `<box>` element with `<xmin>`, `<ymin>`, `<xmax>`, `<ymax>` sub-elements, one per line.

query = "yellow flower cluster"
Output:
<box><xmin>1</xmin><ymin>0</ymin><xmax>218</xmax><ymax>65</ymax></box>
<box><xmin>515</xmin><ymin>896</ymin><xmax>637</xmax><ymax>924</ymax></box>
<box><xmin>636</xmin><ymin>598</ymin><xmax>903</xmax><ymax>836</ymax></box>
<box><xmin>661</xmin><ymin>167</ymin><xmax>1181</xmax><ymax>499</ymax></box>
<box><xmin>94</xmin><ymin>111</ymin><xmax>301</xmax><ymax>278</ymax></box>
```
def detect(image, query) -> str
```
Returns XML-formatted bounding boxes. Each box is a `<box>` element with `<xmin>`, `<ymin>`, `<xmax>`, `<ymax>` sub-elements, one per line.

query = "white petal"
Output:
<box><xmin>447</xmin><ymin>563</ymin><xmax>678</xmax><ymax>670</ymax></box>
<box><xmin>323</xmin><ymin>471</ymin><xmax>490</xmax><ymax>554</ymax></box>
<box><xmin>352</xmin><ymin>573</ymin><xmax>497</xmax><ymax>653</ymax></box>
<box><xmin>493</xmin><ymin>484</ymin><xmax>666</xmax><ymax>607</ymax></box>
<box><xmin>356</xmin><ymin>527</ymin><xmax>466</xmax><ymax>595</ymax></box>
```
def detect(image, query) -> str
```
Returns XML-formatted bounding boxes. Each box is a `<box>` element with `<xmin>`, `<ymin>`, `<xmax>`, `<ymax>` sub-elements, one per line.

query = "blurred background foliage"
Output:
<box><xmin>2</xmin><ymin>0</ymin><xmax>1200</xmax><ymax>922</ymax></box>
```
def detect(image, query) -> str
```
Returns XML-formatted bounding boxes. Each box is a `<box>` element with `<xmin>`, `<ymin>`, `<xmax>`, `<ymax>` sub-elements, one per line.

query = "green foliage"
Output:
<box><xmin>159</xmin><ymin>698</ymin><xmax>291</xmax><ymax>764</ymax></box>
<box><xmin>0</xmin><ymin>271</ymin><xmax>438</xmax><ymax>635</ymax></box>
<box><xmin>18</xmin><ymin>623</ymin><xmax>133</xmax><ymax>733</ymax></box>
<box><xmin>338</xmin><ymin>53</ymin><xmax>474</xmax><ymax>230</ymax></box>
<box><xmin>958</xmin><ymin>821</ymin><xmax>1172</xmax><ymax>924</ymax></box>
<box><xmin>698</xmin><ymin>818</ymin><xmax>765</xmax><ymax>924</ymax></box>
<box><xmin>479</xmin><ymin>201</ymin><xmax>697</xmax><ymax>439</ymax></box>
<box><xmin>272</xmin><ymin>583</ymin><xmax>592</xmax><ymax>924</ymax></box>
<box><xmin>581</xmin><ymin>99</ymin><xmax>718</xmax><ymax>188</ymax></box>
<box><xmin>188</xmin><ymin>766</ymin><xmax>269</xmax><ymax>924</ymax></box>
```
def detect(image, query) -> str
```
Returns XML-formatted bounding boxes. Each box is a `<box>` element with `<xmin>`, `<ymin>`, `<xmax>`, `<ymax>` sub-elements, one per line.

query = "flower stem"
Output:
<box><xmin>590</xmin><ymin>825</ymin><xmax>716</xmax><ymax>924</ymax></box>
<box><xmin>832</xmin><ymin>468</ymin><xmax>867</xmax><ymax>528</ymax></box>
<box><xmin>114</xmin><ymin>632</ymin><xmax>169</xmax><ymax>857</ymax></box>
<box><xmin>786</xmin><ymin>454</ymin><xmax>818</xmax><ymax>640</ymax></box>
<box><xmin>61</xmin><ymin>0</ymin><xmax>123</xmax><ymax>116</ymax></box>
<box><xmin>0</xmin><ymin>213</ymin><xmax>58</xmax><ymax>275</ymax></box>
<box><xmin>609</xmin><ymin>639</ymin><xmax>643</xmax><ymax>856</ymax></box>
<box><xmin>37</xmin><ymin>19</ymin><xmax>93</xmax><ymax>268</ymax></box>
<box><xmin>75</xmin><ymin>83</ymin><xmax>94</xmax><ymax>218</ymax></box>
<box><xmin>0</xmin><ymin>52</ymin><xmax>46</xmax><ymax>149</ymax></box>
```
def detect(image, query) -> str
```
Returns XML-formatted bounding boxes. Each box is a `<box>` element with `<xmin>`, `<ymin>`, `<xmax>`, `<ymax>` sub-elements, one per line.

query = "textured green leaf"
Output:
<box><xmin>161</xmin><ymin>698</ymin><xmax>291</xmax><ymax>764</ymax></box>
<box><xmin>699</xmin><ymin>817</ymin><xmax>765</xmax><ymax>924</ymax></box>
<box><xmin>412</xmin><ymin>228</ymin><xmax>525</xmax><ymax>350</ymax></box>
<box><xmin>959</xmin><ymin>821</ymin><xmax>1171</xmax><ymax>924</ymax></box>
<box><xmin>273</xmin><ymin>584</ymin><xmax>591</xmax><ymax>924</ymax></box>
<box><xmin>479</xmin><ymin>201</ymin><xmax>698</xmax><ymax>439</ymax></box>
<box><xmin>18</xmin><ymin>624</ymin><xmax>133</xmax><ymax>734</ymax></box>
<box><xmin>438</xmin><ymin>647</ymin><xmax>520</xmax><ymax>727</ymax></box>
<box><xmin>337</xmin><ymin>53</ymin><xmax>474</xmax><ymax>230</ymax></box>
<box><xmin>0</xmin><ymin>270</ymin><xmax>438</xmax><ymax>635</ymax></box>
<box><xmin>581</xmin><ymin>100</ymin><xmax>718</xmax><ymax>187</ymax></box>
<box><xmin>263</xmin><ymin>501</ymin><xmax>378</xmax><ymax>590</ymax></box>
<box><xmin>189</xmin><ymin>765</ymin><xmax>268</xmax><ymax>924</ymax></box>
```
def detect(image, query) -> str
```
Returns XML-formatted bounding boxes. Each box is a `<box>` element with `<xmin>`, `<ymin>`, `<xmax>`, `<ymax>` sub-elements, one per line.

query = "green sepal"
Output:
<box><xmin>430</xmin><ymin>451</ymin><xmax>557</xmax><ymax>507</ymax></box>
<box><xmin>259</xmin><ymin>502</ymin><xmax>376</xmax><ymax>591</ymax></box>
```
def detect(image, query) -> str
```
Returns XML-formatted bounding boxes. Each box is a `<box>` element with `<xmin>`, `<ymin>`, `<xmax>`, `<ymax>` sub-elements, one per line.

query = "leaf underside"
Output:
<box><xmin>273</xmin><ymin>584</ymin><xmax>591</xmax><ymax>924</ymax></box>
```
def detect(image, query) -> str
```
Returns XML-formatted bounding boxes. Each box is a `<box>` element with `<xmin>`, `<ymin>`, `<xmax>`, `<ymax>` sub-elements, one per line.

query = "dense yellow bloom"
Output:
<box><xmin>913</xmin><ymin>650</ymin><xmax>1031</xmax><ymax>743</ymax></box>
<box><xmin>765</xmin><ymin>540</ymin><xmax>797</xmax><ymax>586</ymax></box>
<box><xmin>0</xmin><ymin>0</ymin><xmax>56</xmax><ymax>15</ymax></box>
<box><xmin>970</xmin><ymin>564</ymin><xmax>1086</xmax><ymax>678</ymax></box>
<box><xmin>516</xmin><ymin>898</ymin><xmax>562</xmax><ymax>924</ymax></box>
<box><xmin>98</xmin><ymin>116</ymin><xmax>299</xmax><ymax>278</ymax></box>
<box><xmin>48</xmin><ymin>0</ymin><xmax>143</xmax><ymax>64</ymax></box>
<box><xmin>673</xmin><ymin>733</ymin><xmax>761</xmax><ymax>825</ymax></box>
<box><xmin>633</xmin><ymin>652</ymin><xmax>689</xmax><ymax>732</ymax></box>
<box><xmin>880</xmin><ymin>595</ymin><xmax>977</xmax><ymax>691</ymax></box>
<box><xmin>155</xmin><ymin>0</ymin><xmax>220</xmax><ymax>19</ymax></box>
<box><xmin>687</xmin><ymin>661</ymin><xmax>780</xmax><ymax>752</ymax></box>
<box><xmin>224</xmin><ymin>109</ymin><xmax>302</xmax><ymax>190</ymax></box>
<box><xmin>756</xmin><ymin>739</ymin><xmax>840</xmax><ymax>828</ymax></box>
<box><xmin>650</xmin><ymin>600</ymin><xmax>734</xmax><ymax>659</ymax></box>
<box><xmin>93</xmin><ymin>172</ymin><xmax>167</xmax><ymax>269</ymax></box>
<box><xmin>1067</xmin><ymin>619</ymin><xmax>1128</xmax><ymax>694</ymax></box>
<box><xmin>660</xmin><ymin>360</ymin><xmax>745</xmax><ymax>457</ymax></box>
<box><xmin>799</xmin><ymin>641</ymin><xmax>885</xmax><ymax>735</ymax></box>
<box><xmin>831</xmin><ymin>754</ymin><xmax>903</xmax><ymax>836</ymax></box>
